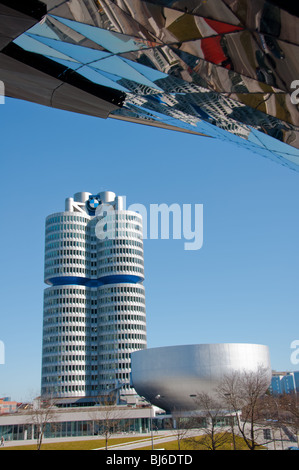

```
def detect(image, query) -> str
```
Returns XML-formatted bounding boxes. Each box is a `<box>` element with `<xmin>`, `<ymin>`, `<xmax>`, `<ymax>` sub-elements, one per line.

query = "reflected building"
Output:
<box><xmin>0</xmin><ymin>0</ymin><xmax>299</xmax><ymax>170</ymax></box>
<box><xmin>41</xmin><ymin>191</ymin><xmax>147</xmax><ymax>404</ymax></box>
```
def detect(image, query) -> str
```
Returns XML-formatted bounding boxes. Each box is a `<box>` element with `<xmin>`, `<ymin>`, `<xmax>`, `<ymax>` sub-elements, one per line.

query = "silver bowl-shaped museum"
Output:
<box><xmin>131</xmin><ymin>343</ymin><xmax>271</xmax><ymax>411</ymax></box>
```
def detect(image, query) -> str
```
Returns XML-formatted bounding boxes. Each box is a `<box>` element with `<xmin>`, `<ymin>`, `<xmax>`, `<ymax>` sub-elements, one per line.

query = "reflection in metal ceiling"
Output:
<box><xmin>0</xmin><ymin>0</ymin><xmax>299</xmax><ymax>170</ymax></box>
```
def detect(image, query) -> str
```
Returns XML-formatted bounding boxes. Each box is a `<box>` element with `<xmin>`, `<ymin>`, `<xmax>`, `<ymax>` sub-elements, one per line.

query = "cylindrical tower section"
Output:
<box><xmin>97</xmin><ymin>283</ymin><xmax>147</xmax><ymax>396</ymax></box>
<box><xmin>74</xmin><ymin>192</ymin><xmax>91</xmax><ymax>203</ymax></box>
<box><xmin>98</xmin><ymin>191</ymin><xmax>116</xmax><ymax>203</ymax></box>
<box><xmin>41</xmin><ymin>285</ymin><xmax>89</xmax><ymax>398</ymax></box>
<box><xmin>95</xmin><ymin>210</ymin><xmax>144</xmax><ymax>284</ymax></box>
<box><xmin>44</xmin><ymin>212</ymin><xmax>90</xmax><ymax>286</ymax></box>
<box><xmin>92</xmin><ymin>208</ymin><xmax>146</xmax><ymax>400</ymax></box>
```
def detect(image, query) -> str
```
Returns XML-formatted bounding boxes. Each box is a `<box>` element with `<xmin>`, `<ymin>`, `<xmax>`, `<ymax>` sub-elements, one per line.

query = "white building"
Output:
<box><xmin>0</xmin><ymin>405</ymin><xmax>155</xmax><ymax>442</ymax></box>
<box><xmin>41</xmin><ymin>191</ymin><xmax>147</xmax><ymax>404</ymax></box>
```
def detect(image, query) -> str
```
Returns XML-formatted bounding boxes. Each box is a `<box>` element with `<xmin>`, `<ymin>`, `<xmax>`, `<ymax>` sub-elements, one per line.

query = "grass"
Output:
<box><xmin>139</xmin><ymin>434</ymin><xmax>265</xmax><ymax>451</ymax></box>
<box><xmin>0</xmin><ymin>432</ymin><xmax>265</xmax><ymax>451</ymax></box>
<box><xmin>0</xmin><ymin>436</ymin><xmax>148</xmax><ymax>451</ymax></box>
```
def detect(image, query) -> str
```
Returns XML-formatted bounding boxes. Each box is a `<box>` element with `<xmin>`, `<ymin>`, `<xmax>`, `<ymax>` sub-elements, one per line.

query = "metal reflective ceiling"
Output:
<box><xmin>1</xmin><ymin>0</ymin><xmax>299</xmax><ymax>170</ymax></box>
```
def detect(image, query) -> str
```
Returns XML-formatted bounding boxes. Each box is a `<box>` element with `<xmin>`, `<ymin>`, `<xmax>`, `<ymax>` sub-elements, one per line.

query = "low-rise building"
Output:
<box><xmin>0</xmin><ymin>398</ymin><xmax>18</xmax><ymax>415</ymax></box>
<box><xmin>0</xmin><ymin>404</ymin><xmax>157</xmax><ymax>442</ymax></box>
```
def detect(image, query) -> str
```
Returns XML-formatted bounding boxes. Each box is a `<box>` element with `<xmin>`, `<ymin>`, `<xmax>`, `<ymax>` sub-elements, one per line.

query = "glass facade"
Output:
<box><xmin>1</xmin><ymin>0</ymin><xmax>299</xmax><ymax>171</ymax></box>
<box><xmin>0</xmin><ymin>413</ymin><xmax>235</xmax><ymax>442</ymax></box>
<box><xmin>0</xmin><ymin>417</ymin><xmax>151</xmax><ymax>442</ymax></box>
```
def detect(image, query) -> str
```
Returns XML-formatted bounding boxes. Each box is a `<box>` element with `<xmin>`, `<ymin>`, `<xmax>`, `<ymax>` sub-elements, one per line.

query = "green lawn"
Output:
<box><xmin>140</xmin><ymin>434</ymin><xmax>264</xmax><ymax>451</ymax></box>
<box><xmin>0</xmin><ymin>436</ymin><xmax>148</xmax><ymax>451</ymax></box>
<box><xmin>0</xmin><ymin>433</ymin><xmax>265</xmax><ymax>451</ymax></box>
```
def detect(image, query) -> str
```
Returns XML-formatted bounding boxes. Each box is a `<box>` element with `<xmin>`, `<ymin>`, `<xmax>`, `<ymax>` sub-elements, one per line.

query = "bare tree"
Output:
<box><xmin>217</xmin><ymin>366</ymin><xmax>271</xmax><ymax>450</ymax></box>
<box><xmin>279</xmin><ymin>393</ymin><xmax>299</xmax><ymax>446</ymax></box>
<box><xmin>26</xmin><ymin>396</ymin><xmax>58</xmax><ymax>450</ymax></box>
<box><xmin>189</xmin><ymin>393</ymin><xmax>232</xmax><ymax>451</ymax></box>
<box><xmin>168</xmin><ymin>410</ymin><xmax>193</xmax><ymax>450</ymax></box>
<box><xmin>259</xmin><ymin>394</ymin><xmax>286</xmax><ymax>449</ymax></box>
<box><xmin>91</xmin><ymin>393</ymin><xmax>129</xmax><ymax>450</ymax></box>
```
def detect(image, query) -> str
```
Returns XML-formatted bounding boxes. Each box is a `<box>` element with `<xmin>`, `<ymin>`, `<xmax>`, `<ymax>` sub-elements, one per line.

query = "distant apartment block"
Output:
<box><xmin>269</xmin><ymin>371</ymin><xmax>299</xmax><ymax>395</ymax></box>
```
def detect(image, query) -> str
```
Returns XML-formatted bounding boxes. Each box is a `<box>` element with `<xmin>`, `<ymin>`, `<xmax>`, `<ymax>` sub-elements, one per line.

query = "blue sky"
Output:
<box><xmin>0</xmin><ymin>97</ymin><xmax>298</xmax><ymax>402</ymax></box>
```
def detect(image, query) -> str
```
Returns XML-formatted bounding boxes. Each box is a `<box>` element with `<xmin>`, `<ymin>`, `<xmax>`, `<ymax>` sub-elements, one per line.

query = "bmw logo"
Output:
<box><xmin>87</xmin><ymin>196</ymin><xmax>101</xmax><ymax>212</ymax></box>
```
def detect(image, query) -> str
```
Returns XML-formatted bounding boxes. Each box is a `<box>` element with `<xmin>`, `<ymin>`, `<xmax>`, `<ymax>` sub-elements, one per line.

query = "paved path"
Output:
<box><xmin>93</xmin><ymin>433</ymin><xmax>178</xmax><ymax>450</ymax></box>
